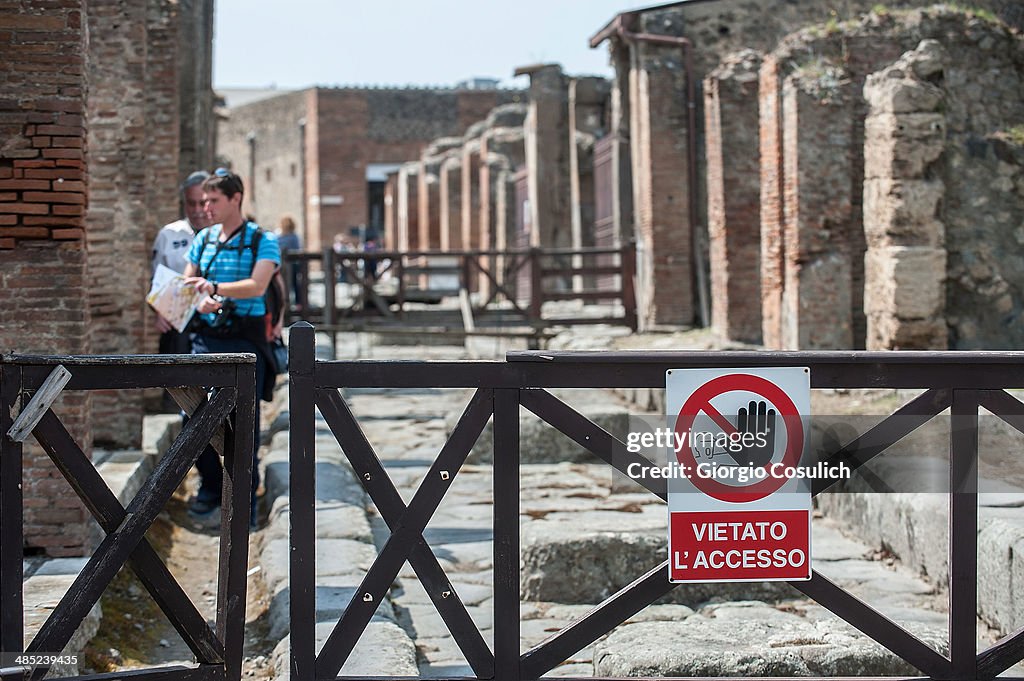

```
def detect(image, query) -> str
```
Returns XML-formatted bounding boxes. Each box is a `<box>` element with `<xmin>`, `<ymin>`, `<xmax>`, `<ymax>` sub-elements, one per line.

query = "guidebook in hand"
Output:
<box><xmin>147</xmin><ymin>264</ymin><xmax>202</xmax><ymax>333</ymax></box>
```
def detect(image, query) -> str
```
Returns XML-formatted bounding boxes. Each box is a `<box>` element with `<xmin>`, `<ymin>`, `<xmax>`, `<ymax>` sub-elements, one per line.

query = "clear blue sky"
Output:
<box><xmin>214</xmin><ymin>0</ymin><xmax>656</xmax><ymax>90</ymax></box>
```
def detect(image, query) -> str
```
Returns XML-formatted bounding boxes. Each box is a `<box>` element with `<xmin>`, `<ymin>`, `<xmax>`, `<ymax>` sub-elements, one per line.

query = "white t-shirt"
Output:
<box><xmin>151</xmin><ymin>219</ymin><xmax>199</xmax><ymax>275</ymax></box>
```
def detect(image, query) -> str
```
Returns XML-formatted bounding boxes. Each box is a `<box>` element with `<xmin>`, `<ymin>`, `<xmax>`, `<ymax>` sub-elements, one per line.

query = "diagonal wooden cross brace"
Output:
<box><xmin>517</xmin><ymin>387</ymin><xmax>958</xmax><ymax>678</ymax></box>
<box><xmin>313</xmin><ymin>387</ymin><xmax>494</xmax><ymax>680</ymax></box>
<box><xmin>30</xmin><ymin>410</ymin><xmax>224</xmax><ymax>664</ymax></box>
<box><xmin>24</xmin><ymin>388</ymin><xmax>235</xmax><ymax>673</ymax></box>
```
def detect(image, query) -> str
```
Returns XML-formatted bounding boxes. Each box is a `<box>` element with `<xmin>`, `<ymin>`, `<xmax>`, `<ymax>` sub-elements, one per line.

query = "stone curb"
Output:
<box><xmin>257</xmin><ymin>398</ymin><xmax>419</xmax><ymax>678</ymax></box>
<box><xmin>817</xmin><ymin>455</ymin><xmax>1024</xmax><ymax>634</ymax></box>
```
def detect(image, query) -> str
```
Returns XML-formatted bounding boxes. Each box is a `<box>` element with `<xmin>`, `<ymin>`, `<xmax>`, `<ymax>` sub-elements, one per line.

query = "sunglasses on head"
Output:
<box><xmin>211</xmin><ymin>167</ymin><xmax>243</xmax><ymax>191</ymax></box>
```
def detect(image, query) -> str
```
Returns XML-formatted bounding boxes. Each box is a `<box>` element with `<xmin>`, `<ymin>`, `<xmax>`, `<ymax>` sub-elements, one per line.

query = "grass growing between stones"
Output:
<box><xmin>81</xmin><ymin>511</ymin><xmax>177</xmax><ymax>672</ymax></box>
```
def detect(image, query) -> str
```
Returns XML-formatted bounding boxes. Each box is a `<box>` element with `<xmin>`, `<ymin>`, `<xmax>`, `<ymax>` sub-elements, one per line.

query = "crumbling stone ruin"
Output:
<box><xmin>375</xmin><ymin>2</ymin><xmax>1023</xmax><ymax>350</ymax></box>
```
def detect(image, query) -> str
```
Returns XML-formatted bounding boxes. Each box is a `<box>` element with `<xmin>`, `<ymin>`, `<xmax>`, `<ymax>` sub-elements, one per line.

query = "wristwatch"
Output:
<box><xmin>212</xmin><ymin>282</ymin><xmax>219</xmax><ymax>296</ymax></box>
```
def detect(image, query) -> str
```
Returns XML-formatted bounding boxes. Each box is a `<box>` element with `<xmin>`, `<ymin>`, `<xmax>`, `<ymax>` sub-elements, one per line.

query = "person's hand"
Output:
<box><xmin>197</xmin><ymin>296</ymin><xmax>222</xmax><ymax>314</ymax></box>
<box><xmin>184</xmin><ymin>276</ymin><xmax>215</xmax><ymax>296</ymax></box>
<box><xmin>733</xmin><ymin>400</ymin><xmax>776</xmax><ymax>468</ymax></box>
<box><xmin>154</xmin><ymin>314</ymin><xmax>173</xmax><ymax>333</ymax></box>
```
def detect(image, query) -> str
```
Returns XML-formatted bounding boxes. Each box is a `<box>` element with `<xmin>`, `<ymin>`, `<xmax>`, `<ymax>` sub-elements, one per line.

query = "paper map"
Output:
<box><xmin>147</xmin><ymin>264</ymin><xmax>201</xmax><ymax>333</ymax></box>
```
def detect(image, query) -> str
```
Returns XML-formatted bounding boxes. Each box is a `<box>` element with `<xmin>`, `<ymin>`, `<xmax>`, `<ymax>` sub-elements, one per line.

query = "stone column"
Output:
<box><xmin>706</xmin><ymin>51</ymin><xmax>762</xmax><ymax>344</ymax></box>
<box><xmin>517</xmin><ymin>63</ymin><xmax>571</xmax><ymax>250</ymax></box>
<box><xmin>0</xmin><ymin>0</ymin><xmax>93</xmax><ymax>556</ymax></box>
<box><xmin>629</xmin><ymin>10</ymin><xmax>694</xmax><ymax>327</ymax></box>
<box><xmin>569</xmin><ymin>77</ymin><xmax>609</xmax><ymax>292</ymax></box>
<box><xmin>417</xmin><ymin>158</ymin><xmax>441</xmax><ymax>251</ymax></box>
<box><xmin>439</xmin><ymin>155</ymin><xmax>462</xmax><ymax>251</ymax></box>
<box><xmin>397</xmin><ymin>162</ymin><xmax>419</xmax><ymax>251</ymax></box>
<box><xmin>863</xmin><ymin>41</ymin><xmax>947</xmax><ymax>349</ymax></box>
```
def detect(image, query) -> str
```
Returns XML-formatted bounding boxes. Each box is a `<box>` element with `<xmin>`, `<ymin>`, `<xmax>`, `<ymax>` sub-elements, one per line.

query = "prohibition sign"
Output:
<box><xmin>673</xmin><ymin>374</ymin><xmax>804</xmax><ymax>503</ymax></box>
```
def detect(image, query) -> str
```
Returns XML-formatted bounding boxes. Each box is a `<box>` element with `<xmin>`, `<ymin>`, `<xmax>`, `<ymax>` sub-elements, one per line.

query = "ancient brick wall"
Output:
<box><xmin>216</xmin><ymin>90</ymin><xmax>308</xmax><ymax>239</ymax></box>
<box><xmin>0</xmin><ymin>0</ymin><xmax>93</xmax><ymax>556</ymax></box>
<box><xmin>781</xmin><ymin>74</ymin><xmax>859</xmax><ymax>350</ymax></box>
<box><xmin>218</xmin><ymin>88</ymin><xmax>520</xmax><ymax>252</ymax></box>
<box><xmin>705</xmin><ymin>50</ymin><xmax>762</xmax><ymax>344</ymax></box>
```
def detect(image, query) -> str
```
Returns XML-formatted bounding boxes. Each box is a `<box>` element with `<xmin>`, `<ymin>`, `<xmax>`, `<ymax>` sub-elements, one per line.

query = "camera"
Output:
<box><xmin>209</xmin><ymin>298</ymin><xmax>237</xmax><ymax>329</ymax></box>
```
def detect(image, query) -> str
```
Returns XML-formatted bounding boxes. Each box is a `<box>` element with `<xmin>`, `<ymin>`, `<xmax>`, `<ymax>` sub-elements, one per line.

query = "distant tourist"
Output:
<box><xmin>276</xmin><ymin>215</ymin><xmax>302</xmax><ymax>301</ymax></box>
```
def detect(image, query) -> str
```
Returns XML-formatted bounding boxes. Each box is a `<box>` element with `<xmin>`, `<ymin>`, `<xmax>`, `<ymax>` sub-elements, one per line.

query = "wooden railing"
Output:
<box><xmin>280</xmin><ymin>243</ymin><xmax>637</xmax><ymax>344</ymax></box>
<box><xmin>1</xmin><ymin>353</ymin><xmax>256</xmax><ymax>681</ymax></box>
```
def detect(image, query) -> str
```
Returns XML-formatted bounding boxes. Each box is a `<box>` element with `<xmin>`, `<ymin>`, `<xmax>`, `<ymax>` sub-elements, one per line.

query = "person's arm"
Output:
<box><xmin>186</xmin><ymin>259</ymin><xmax>277</xmax><ymax>299</ymax></box>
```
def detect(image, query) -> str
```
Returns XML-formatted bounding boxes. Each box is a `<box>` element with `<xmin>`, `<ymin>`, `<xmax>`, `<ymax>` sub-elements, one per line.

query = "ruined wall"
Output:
<box><xmin>216</xmin><ymin>90</ymin><xmax>308</xmax><ymax>239</ymax></box>
<box><xmin>933</xmin><ymin>14</ymin><xmax>1024</xmax><ymax>348</ymax></box>
<box><xmin>0</xmin><ymin>0</ymin><xmax>93</xmax><ymax>556</ymax></box>
<box><xmin>218</xmin><ymin>87</ymin><xmax>521</xmax><ymax>251</ymax></box>
<box><xmin>758</xmin><ymin>5</ymin><xmax>1024</xmax><ymax>349</ymax></box>
<box><xmin>606</xmin><ymin>0</ymin><xmax>1016</xmax><ymax>332</ymax></box>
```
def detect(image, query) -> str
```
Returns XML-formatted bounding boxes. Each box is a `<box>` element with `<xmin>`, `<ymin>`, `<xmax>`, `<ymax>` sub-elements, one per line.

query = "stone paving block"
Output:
<box><xmin>263</xmin><ymin>497</ymin><xmax>373</xmax><ymax>544</ymax></box>
<box><xmin>264</xmin><ymin>460</ymin><xmax>365</xmax><ymax>508</ymax></box>
<box><xmin>261</xmin><ymin>537</ymin><xmax>377</xmax><ymax>594</ymax></box>
<box><xmin>593</xmin><ymin>601</ymin><xmax>947</xmax><ymax>677</ymax></box>
<box><xmin>267</xmin><ymin>577</ymin><xmax>396</xmax><ymax>640</ymax></box>
<box><xmin>272</xmin><ymin>619</ymin><xmax>418</xmax><ymax>678</ymax></box>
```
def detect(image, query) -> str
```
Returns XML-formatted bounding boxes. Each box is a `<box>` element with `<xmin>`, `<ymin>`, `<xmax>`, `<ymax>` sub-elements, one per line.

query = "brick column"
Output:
<box><xmin>758</xmin><ymin>55</ymin><xmax>785</xmax><ymax>348</ymax></box>
<box><xmin>706</xmin><ymin>51</ymin><xmax>762</xmax><ymax>344</ymax></box>
<box><xmin>86</xmin><ymin>0</ymin><xmax>156</xmax><ymax>447</ymax></box>
<box><xmin>569</xmin><ymin>77</ymin><xmax>607</xmax><ymax>292</ymax></box>
<box><xmin>460</xmin><ymin>140</ymin><xmax>481</xmax><ymax>252</ymax></box>
<box><xmin>780</xmin><ymin>73</ymin><xmax>858</xmax><ymax>350</ymax></box>
<box><xmin>417</xmin><ymin>159</ymin><xmax>441</xmax><ymax>251</ymax></box>
<box><xmin>518</xmin><ymin>64</ymin><xmax>571</xmax><ymax>250</ymax></box>
<box><xmin>630</xmin><ymin>11</ymin><xmax>694</xmax><ymax>327</ymax></box>
<box><xmin>439</xmin><ymin>155</ymin><xmax>462</xmax><ymax>251</ymax></box>
<box><xmin>383</xmin><ymin>171</ymin><xmax>398</xmax><ymax>250</ymax></box>
<box><xmin>397</xmin><ymin>163</ymin><xmax>419</xmax><ymax>251</ymax></box>
<box><xmin>0</xmin><ymin>1</ymin><xmax>94</xmax><ymax>556</ymax></box>
<box><xmin>863</xmin><ymin>41</ymin><xmax>947</xmax><ymax>349</ymax></box>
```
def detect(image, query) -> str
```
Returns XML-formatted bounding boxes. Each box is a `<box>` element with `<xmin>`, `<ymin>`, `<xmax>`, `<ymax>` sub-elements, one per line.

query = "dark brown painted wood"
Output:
<box><xmin>30</xmin><ymin>411</ymin><xmax>224</xmax><ymax>664</ymax></box>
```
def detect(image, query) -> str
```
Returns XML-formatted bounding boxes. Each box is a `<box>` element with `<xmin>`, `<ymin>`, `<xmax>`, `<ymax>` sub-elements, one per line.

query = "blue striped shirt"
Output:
<box><xmin>188</xmin><ymin>221</ymin><xmax>280</xmax><ymax>321</ymax></box>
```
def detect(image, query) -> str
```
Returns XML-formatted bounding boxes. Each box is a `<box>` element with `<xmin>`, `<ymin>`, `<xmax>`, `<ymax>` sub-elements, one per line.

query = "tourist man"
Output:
<box><xmin>183</xmin><ymin>168</ymin><xmax>280</xmax><ymax>526</ymax></box>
